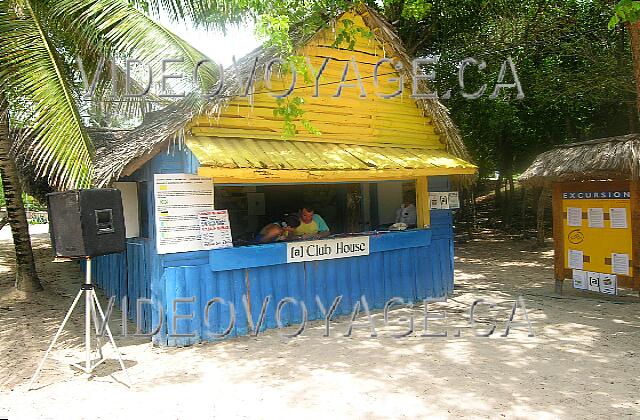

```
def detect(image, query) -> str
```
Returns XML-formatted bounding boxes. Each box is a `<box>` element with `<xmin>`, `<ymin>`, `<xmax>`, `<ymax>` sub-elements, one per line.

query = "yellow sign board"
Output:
<box><xmin>562</xmin><ymin>191</ymin><xmax>632</xmax><ymax>275</ymax></box>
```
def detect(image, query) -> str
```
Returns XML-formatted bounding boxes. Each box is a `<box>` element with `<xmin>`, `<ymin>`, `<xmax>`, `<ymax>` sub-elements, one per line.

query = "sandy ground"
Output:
<box><xmin>0</xmin><ymin>231</ymin><xmax>639</xmax><ymax>419</ymax></box>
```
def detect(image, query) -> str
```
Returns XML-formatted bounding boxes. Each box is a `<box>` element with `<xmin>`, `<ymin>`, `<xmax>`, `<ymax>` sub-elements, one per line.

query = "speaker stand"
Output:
<box><xmin>28</xmin><ymin>258</ymin><xmax>131</xmax><ymax>389</ymax></box>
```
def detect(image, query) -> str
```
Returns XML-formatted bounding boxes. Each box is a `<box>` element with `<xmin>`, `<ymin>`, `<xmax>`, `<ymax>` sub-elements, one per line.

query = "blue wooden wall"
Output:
<box><xmin>90</xmin><ymin>145</ymin><xmax>455</xmax><ymax>347</ymax></box>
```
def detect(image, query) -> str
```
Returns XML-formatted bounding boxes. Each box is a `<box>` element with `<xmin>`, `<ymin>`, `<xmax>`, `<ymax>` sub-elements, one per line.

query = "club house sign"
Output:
<box><xmin>287</xmin><ymin>236</ymin><xmax>370</xmax><ymax>263</ymax></box>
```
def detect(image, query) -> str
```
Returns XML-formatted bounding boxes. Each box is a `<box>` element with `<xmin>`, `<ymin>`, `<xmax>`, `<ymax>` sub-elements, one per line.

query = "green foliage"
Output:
<box><xmin>256</xmin><ymin>14</ymin><xmax>294</xmax><ymax>55</ymax></box>
<box><xmin>610</xmin><ymin>0</ymin><xmax>640</xmax><ymax>28</ymax></box>
<box><xmin>273</xmin><ymin>96</ymin><xmax>321</xmax><ymax>139</ymax></box>
<box><xmin>382</xmin><ymin>0</ymin><xmax>635</xmax><ymax>179</ymax></box>
<box><xmin>400</xmin><ymin>0</ymin><xmax>432</xmax><ymax>21</ymax></box>
<box><xmin>332</xmin><ymin>18</ymin><xmax>373</xmax><ymax>50</ymax></box>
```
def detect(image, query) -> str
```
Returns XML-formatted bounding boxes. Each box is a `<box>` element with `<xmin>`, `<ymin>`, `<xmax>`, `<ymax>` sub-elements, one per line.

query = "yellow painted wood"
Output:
<box><xmin>186</xmin><ymin>136</ymin><xmax>476</xmax><ymax>173</ymax></box>
<box><xmin>183</xmin><ymin>11</ymin><xmax>477</xmax><ymax>180</ymax></box>
<box><xmin>185</xmin><ymin>12</ymin><xmax>451</xmax><ymax>151</ymax></box>
<box><xmin>189</xmin><ymin>127</ymin><xmax>443</xmax><ymax>147</ymax></box>
<box><xmin>416</xmin><ymin>177</ymin><xmax>431</xmax><ymax>228</ymax></box>
<box><xmin>198</xmin><ymin>167</ymin><xmax>477</xmax><ymax>184</ymax></box>
<box><xmin>213</xmin><ymin>96</ymin><xmax>429</xmax><ymax>121</ymax></box>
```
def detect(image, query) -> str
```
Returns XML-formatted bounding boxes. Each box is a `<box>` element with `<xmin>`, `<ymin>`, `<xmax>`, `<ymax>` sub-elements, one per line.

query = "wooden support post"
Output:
<box><xmin>630</xmin><ymin>180</ymin><xmax>640</xmax><ymax>293</ymax></box>
<box><xmin>416</xmin><ymin>177</ymin><xmax>430</xmax><ymax>229</ymax></box>
<box><xmin>552</xmin><ymin>183</ymin><xmax>565</xmax><ymax>294</ymax></box>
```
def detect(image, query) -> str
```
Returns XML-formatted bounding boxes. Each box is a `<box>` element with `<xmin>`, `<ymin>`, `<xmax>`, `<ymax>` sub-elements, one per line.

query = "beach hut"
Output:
<box><xmin>520</xmin><ymin>134</ymin><xmax>640</xmax><ymax>296</ymax></box>
<box><xmin>88</xmin><ymin>4</ymin><xmax>476</xmax><ymax>346</ymax></box>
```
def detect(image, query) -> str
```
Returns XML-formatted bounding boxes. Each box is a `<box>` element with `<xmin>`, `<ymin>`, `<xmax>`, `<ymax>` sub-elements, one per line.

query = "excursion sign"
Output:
<box><xmin>286</xmin><ymin>236</ymin><xmax>370</xmax><ymax>263</ymax></box>
<box><xmin>563</xmin><ymin>191</ymin><xmax>630</xmax><ymax>200</ymax></box>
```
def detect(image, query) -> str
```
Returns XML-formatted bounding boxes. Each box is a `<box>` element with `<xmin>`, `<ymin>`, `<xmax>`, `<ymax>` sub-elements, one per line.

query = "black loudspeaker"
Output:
<box><xmin>47</xmin><ymin>189</ymin><xmax>126</xmax><ymax>258</ymax></box>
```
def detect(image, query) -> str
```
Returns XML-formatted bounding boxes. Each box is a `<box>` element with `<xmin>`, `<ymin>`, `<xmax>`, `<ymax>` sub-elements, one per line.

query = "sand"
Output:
<box><xmin>1</xmin><ymin>231</ymin><xmax>639</xmax><ymax>419</ymax></box>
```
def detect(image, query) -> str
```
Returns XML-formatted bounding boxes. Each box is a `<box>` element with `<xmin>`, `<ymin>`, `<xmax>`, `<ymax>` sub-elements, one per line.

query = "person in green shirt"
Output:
<box><xmin>293</xmin><ymin>204</ymin><xmax>330</xmax><ymax>239</ymax></box>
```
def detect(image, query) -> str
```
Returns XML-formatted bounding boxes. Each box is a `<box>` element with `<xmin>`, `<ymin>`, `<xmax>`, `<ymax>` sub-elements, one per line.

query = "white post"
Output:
<box><xmin>85</xmin><ymin>257</ymin><xmax>92</xmax><ymax>372</ymax></box>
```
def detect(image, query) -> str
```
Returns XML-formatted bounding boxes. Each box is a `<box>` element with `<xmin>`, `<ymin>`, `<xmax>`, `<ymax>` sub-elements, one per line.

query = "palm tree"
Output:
<box><xmin>0</xmin><ymin>0</ymin><xmax>218</xmax><ymax>291</ymax></box>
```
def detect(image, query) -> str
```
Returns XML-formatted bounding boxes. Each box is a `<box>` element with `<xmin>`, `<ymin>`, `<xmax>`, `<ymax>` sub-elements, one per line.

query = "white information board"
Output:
<box><xmin>154</xmin><ymin>174</ymin><xmax>213</xmax><ymax>254</ymax></box>
<box><xmin>287</xmin><ymin>236</ymin><xmax>370</xmax><ymax>263</ymax></box>
<box><xmin>199</xmin><ymin>210</ymin><xmax>233</xmax><ymax>249</ymax></box>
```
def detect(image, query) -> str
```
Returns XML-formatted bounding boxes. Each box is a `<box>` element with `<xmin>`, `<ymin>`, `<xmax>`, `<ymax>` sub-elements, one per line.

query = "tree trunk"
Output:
<box><xmin>536</xmin><ymin>187</ymin><xmax>546</xmax><ymax>246</ymax></box>
<box><xmin>0</xmin><ymin>98</ymin><xmax>42</xmax><ymax>292</ymax></box>
<box><xmin>520</xmin><ymin>186</ymin><xmax>527</xmax><ymax>234</ymax></box>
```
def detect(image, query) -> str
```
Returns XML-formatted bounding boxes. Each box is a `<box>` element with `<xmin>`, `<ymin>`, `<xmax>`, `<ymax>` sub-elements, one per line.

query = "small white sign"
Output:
<box><xmin>587</xmin><ymin>272</ymin><xmax>601</xmax><ymax>292</ymax></box>
<box><xmin>199</xmin><ymin>210</ymin><xmax>233</xmax><ymax>250</ymax></box>
<box><xmin>567</xmin><ymin>207</ymin><xmax>582</xmax><ymax>227</ymax></box>
<box><xmin>429</xmin><ymin>193</ymin><xmax>440</xmax><ymax>209</ymax></box>
<box><xmin>568</xmin><ymin>249</ymin><xmax>584</xmax><ymax>270</ymax></box>
<box><xmin>572</xmin><ymin>269</ymin><xmax>588</xmax><ymax>290</ymax></box>
<box><xmin>599</xmin><ymin>274</ymin><xmax>617</xmax><ymax>295</ymax></box>
<box><xmin>448</xmin><ymin>192</ymin><xmax>460</xmax><ymax>209</ymax></box>
<box><xmin>429</xmin><ymin>193</ymin><xmax>450</xmax><ymax>210</ymax></box>
<box><xmin>611</xmin><ymin>253</ymin><xmax>630</xmax><ymax>276</ymax></box>
<box><xmin>287</xmin><ymin>236</ymin><xmax>370</xmax><ymax>263</ymax></box>
<box><xmin>609</xmin><ymin>208</ymin><xmax>628</xmax><ymax>229</ymax></box>
<box><xmin>587</xmin><ymin>208</ymin><xmax>604</xmax><ymax>228</ymax></box>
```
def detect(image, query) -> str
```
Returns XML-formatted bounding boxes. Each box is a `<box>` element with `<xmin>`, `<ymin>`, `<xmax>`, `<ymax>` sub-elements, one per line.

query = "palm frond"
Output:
<box><xmin>128</xmin><ymin>0</ymin><xmax>247</xmax><ymax>29</ymax></box>
<box><xmin>0</xmin><ymin>1</ymin><xmax>93</xmax><ymax>189</ymax></box>
<box><xmin>48</xmin><ymin>0</ymin><xmax>220</xmax><ymax>94</ymax></box>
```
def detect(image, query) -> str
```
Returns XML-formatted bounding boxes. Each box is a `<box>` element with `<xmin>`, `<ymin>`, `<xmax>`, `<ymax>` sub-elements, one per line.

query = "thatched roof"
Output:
<box><xmin>519</xmin><ymin>133</ymin><xmax>640</xmax><ymax>186</ymax></box>
<box><xmin>93</xmin><ymin>4</ymin><xmax>471</xmax><ymax>187</ymax></box>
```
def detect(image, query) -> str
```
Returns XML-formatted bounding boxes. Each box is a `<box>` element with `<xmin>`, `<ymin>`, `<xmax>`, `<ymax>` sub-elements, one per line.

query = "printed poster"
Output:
<box><xmin>572</xmin><ymin>270</ymin><xmax>588</xmax><ymax>290</ymax></box>
<box><xmin>154</xmin><ymin>174</ymin><xmax>214</xmax><ymax>254</ymax></box>
<box><xmin>429</xmin><ymin>193</ymin><xmax>450</xmax><ymax>210</ymax></box>
<box><xmin>611</xmin><ymin>253</ymin><xmax>630</xmax><ymax>276</ymax></box>
<box><xmin>587</xmin><ymin>272</ymin><xmax>601</xmax><ymax>292</ymax></box>
<box><xmin>567</xmin><ymin>207</ymin><xmax>582</xmax><ymax>227</ymax></box>
<box><xmin>448</xmin><ymin>192</ymin><xmax>460</xmax><ymax>209</ymax></box>
<box><xmin>199</xmin><ymin>210</ymin><xmax>233</xmax><ymax>250</ymax></box>
<box><xmin>587</xmin><ymin>208</ymin><xmax>604</xmax><ymax>228</ymax></box>
<box><xmin>609</xmin><ymin>208</ymin><xmax>628</xmax><ymax>229</ymax></box>
<box><xmin>599</xmin><ymin>274</ymin><xmax>617</xmax><ymax>295</ymax></box>
<box><xmin>568</xmin><ymin>249</ymin><xmax>584</xmax><ymax>270</ymax></box>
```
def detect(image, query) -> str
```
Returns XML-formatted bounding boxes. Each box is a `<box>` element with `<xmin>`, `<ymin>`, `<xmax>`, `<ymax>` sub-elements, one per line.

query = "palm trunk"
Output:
<box><xmin>0</xmin><ymin>98</ymin><xmax>42</xmax><ymax>292</ymax></box>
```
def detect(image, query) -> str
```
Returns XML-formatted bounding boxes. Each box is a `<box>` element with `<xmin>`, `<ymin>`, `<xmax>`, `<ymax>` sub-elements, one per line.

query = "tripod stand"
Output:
<box><xmin>28</xmin><ymin>258</ymin><xmax>131</xmax><ymax>389</ymax></box>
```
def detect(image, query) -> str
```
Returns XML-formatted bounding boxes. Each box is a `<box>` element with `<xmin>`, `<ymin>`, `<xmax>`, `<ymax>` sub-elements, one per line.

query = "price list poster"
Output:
<box><xmin>154</xmin><ymin>174</ymin><xmax>214</xmax><ymax>254</ymax></box>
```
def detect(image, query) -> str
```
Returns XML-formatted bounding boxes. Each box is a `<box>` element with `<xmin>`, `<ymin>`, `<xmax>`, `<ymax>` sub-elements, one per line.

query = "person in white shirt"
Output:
<box><xmin>395</xmin><ymin>199</ymin><xmax>417</xmax><ymax>228</ymax></box>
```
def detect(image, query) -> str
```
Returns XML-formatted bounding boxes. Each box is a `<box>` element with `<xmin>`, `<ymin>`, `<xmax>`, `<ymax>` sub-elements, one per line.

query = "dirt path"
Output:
<box><xmin>1</xmin><ymin>232</ymin><xmax>639</xmax><ymax>419</ymax></box>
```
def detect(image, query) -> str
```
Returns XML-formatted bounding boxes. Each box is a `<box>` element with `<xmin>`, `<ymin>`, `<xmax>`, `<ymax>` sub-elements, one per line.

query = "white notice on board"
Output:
<box><xmin>587</xmin><ymin>272</ymin><xmax>601</xmax><ymax>292</ymax></box>
<box><xmin>429</xmin><ymin>193</ymin><xmax>450</xmax><ymax>210</ymax></box>
<box><xmin>154</xmin><ymin>174</ymin><xmax>214</xmax><ymax>254</ymax></box>
<box><xmin>587</xmin><ymin>208</ymin><xmax>604</xmax><ymax>228</ymax></box>
<box><xmin>568</xmin><ymin>249</ymin><xmax>584</xmax><ymax>270</ymax></box>
<box><xmin>199</xmin><ymin>210</ymin><xmax>233</xmax><ymax>250</ymax></box>
<box><xmin>611</xmin><ymin>253</ymin><xmax>630</xmax><ymax>275</ymax></box>
<box><xmin>567</xmin><ymin>207</ymin><xmax>582</xmax><ymax>227</ymax></box>
<box><xmin>572</xmin><ymin>269</ymin><xmax>588</xmax><ymax>290</ymax></box>
<box><xmin>448</xmin><ymin>192</ymin><xmax>460</xmax><ymax>209</ymax></box>
<box><xmin>599</xmin><ymin>274</ymin><xmax>617</xmax><ymax>295</ymax></box>
<box><xmin>609</xmin><ymin>208</ymin><xmax>628</xmax><ymax>229</ymax></box>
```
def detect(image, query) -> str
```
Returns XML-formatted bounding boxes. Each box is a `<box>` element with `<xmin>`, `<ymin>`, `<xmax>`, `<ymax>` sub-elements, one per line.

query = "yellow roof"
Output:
<box><xmin>186</xmin><ymin>136</ymin><xmax>476</xmax><ymax>183</ymax></box>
